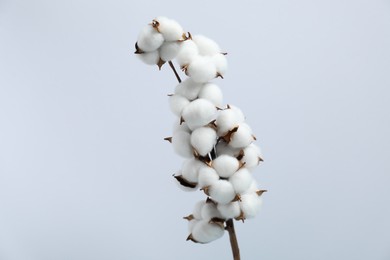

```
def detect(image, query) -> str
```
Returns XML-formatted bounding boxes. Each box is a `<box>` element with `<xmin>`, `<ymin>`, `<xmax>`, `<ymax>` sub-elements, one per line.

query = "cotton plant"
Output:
<box><xmin>134</xmin><ymin>16</ymin><xmax>266</xmax><ymax>260</ymax></box>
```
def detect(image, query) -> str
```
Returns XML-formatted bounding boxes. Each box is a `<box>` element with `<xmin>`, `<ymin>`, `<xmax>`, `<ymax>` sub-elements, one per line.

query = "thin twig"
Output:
<box><xmin>226</xmin><ymin>219</ymin><xmax>241</xmax><ymax>260</ymax></box>
<box><xmin>168</xmin><ymin>61</ymin><xmax>182</xmax><ymax>83</ymax></box>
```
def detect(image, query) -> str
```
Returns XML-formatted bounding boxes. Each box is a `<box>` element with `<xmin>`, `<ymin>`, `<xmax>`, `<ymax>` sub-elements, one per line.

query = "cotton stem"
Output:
<box><xmin>168</xmin><ymin>61</ymin><xmax>182</xmax><ymax>83</ymax></box>
<box><xmin>226</xmin><ymin>219</ymin><xmax>241</xmax><ymax>260</ymax></box>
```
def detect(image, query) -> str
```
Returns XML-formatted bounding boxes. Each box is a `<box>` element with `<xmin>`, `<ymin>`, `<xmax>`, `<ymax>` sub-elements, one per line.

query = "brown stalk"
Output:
<box><xmin>168</xmin><ymin>61</ymin><xmax>182</xmax><ymax>83</ymax></box>
<box><xmin>226</xmin><ymin>219</ymin><xmax>241</xmax><ymax>260</ymax></box>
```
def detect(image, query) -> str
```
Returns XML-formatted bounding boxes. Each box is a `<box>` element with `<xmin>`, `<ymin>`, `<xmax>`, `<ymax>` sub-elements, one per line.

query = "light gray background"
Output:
<box><xmin>1</xmin><ymin>0</ymin><xmax>389</xmax><ymax>259</ymax></box>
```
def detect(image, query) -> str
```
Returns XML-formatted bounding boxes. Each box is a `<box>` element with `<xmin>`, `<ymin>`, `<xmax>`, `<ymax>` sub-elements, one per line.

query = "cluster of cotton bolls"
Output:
<box><xmin>135</xmin><ymin>17</ymin><xmax>265</xmax><ymax>244</ymax></box>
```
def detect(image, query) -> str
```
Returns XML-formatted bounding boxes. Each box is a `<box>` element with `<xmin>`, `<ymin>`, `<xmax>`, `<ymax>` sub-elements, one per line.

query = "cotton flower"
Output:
<box><xmin>212</xmin><ymin>53</ymin><xmax>228</xmax><ymax>77</ymax></box>
<box><xmin>207</xmin><ymin>179</ymin><xmax>236</xmax><ymax>204</ymax></box>
<box><xmin>159</xmin><ymin>41</ymin><xmax>181</xmax><ymax>62</ymax></box>
<box><xmin>198</xmin><ymin>166</ymin><xmax>219</xmax><ymax>188</ymax></box>
<box><xmin>136</xmin><ymin>50</ymin><xmax>160</xmax><ymax>65</ymax></box>
<box><xmin>242</xmin><ymin>144</ymin><xmax>263</xmax><ymax>170</ymax></box>
<box><xmin>137</xmin><ymin>24</ymin><xmax>165</xmax><ymax>52</ymax></box>
<box><xmin>192</xmin><ymin>35</ymin><xmax>221</xmax><ymax>56</ymax></box>
<box><xmin>216</xmin><ymin>108</ymin><xmax>243</xmax><ymax>136</ymax></box>
<box><xmin>229</xmin><ymin>168</ymin><xmax>253</xmax><ymax>194</ymax></box>
<box><xmin>212</xmin><ymin>154</ymin><xmax>240</xmax><ymax>178</ymax></box>
<box><xmin>215</xmin><ymin>141</ymin><xmax>241</xmax><ymax>157</ymax></box>
<box><xmin>191</xmin><ymin>127</ymin><xmax>217</xmax><ymax>157</ymax></box>
<box><xmin>169</xmin><ymin>94</ymin><xmax>190</xmax><ymax>117</ymax></box>
<box><xmin>201</xmin><ymin>202</ymin><xmax>223</xmax><ymax>221</ymax></box>
<box><xmin>182</xmin><ymin>98</ymin><xmax>217</xmax><ymax>130</ymax></box>
<box><xmin>171</xmin><ymin>130</ymin><xmax>193</xmax><ymax>158</ymax></box>
<box><xmin>217</xmin><ymin>201</ymin><xmax>241</xmax><ymax>219</ymax></box>
<box><xmin>176</xmin><ymin>40</ymin><xmax>199</xmax><ymax>67</ymax></box>
<box><xmin>229</xmin><ymin>123</ymin><xmax>255</xmax><ymax>148</ymax></box>
<box><xmin>239</xmin><ymin>193</ymin><xmax>262</xmax><ymax>219</ymax></box>
<box><xmin>182</xmin><ymin>158</ymin><xmax>204</xmax><ymax>183</ymax></box>
<box><xmin>153</xmin><ymin>16</ymin><xmax>185</xmax><ymax>41</ymax></box>
<box><xmin>198</xmin><ymin>83</ymin><xmax>223</xmax><ymax>107</ymax></box>
<box><xmin>174</xmin><ymin>78</ymin><xmax>204</xmax><ymax>101</ymax></box>
<box><xmin>189</xmin><ymin>220</ymin><xmax>225</xmax><ymax>244</ymax></box>
<box><xmin>186</xmin><ymin>56</ymin><xmax>217</xmax><ymax>83</ymax></box>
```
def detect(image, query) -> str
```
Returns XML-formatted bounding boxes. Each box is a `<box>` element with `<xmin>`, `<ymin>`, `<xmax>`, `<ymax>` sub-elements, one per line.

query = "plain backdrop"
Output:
<box><xmin>1</xmin><ymin>0</ymin><xmax>390</xmax><ymax>259</ymax></box>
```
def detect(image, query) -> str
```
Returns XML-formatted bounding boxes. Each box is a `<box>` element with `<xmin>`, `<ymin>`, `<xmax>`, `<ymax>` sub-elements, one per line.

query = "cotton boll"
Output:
<box><xmin>209</xmin><ymin>180</ymin><xmax>236</xmax><ymax>204</ymax></box>
<box><xmin>159</xmin><ymin>41</ymin><xmax>181</xmax><ymax>62</ymax></box>
<box><xmin>191</xmin><ymin>220</ymin><xmax>224</xmax><ymax>244</ymax></box>
<box><xmin>229</xmin><ymin>168</ymin><xmax>253</xmax><ymax>194</ymax></box>
<box><xmin>154</xmin><ymin>16</ymin><xmax>184</xmax><ymax>41</ymax></box>
<box><xmin>176</xmin><ymin>40</ymin><xmax>199</xmax><ymax>67</ymax></box>
<box><xmin>191</xmin><ymin>127</ymin><xmax>217</xmax><ymax>157</ymax></box>
<box><xmin>136</xmin><ymin>50</ymin><xmax>160</xmax><ymax>65</ymax></box>
<box><xmin>198</xmin><ymin>83</ymin><xmax>223</xmax><ymax>107</ymax></box>
<box><xmin>217</xmin><ymin>202</ymin><xmax>241</xmax><ymax>219</ymax></box>
<box><xmin>212</xmin><ymin>154</ymin><xmax>239</xmax><ymax>178</ymax></box>
<box><xmin>188</xmin><ymin>219</ymin><xmax>198</xmax><ymax>233</ymax></box>
<box><xmin>137</xmin><ymin>24</ymin><xmax>164</xmax><ymax>52</ymax></box>
<box><xmin>182</xmin><ymin>99</ymin><xmax>217</xmax><ymax>130</ymax></box>
<box><xmin>193</xmin><ymin>200</ymin><xmax>206</xmax><ymax>220</ymax></box>
<box><xmin>169</xmin><ymin>94</ymin><xmax>190</xmax><ymax>117</ymax></box>
<box><xmin>215</xmin><ymin>141</ymin><xmax>241</xmax><ymax>157</ymax></box>
<box><xmin>198</xmin><ymin>166</ymin><xmax>219</xmax><ymax>188</ymax></box>
<box><xmin>229</xmin><ymin>105</ymin><xmax>245</xmax><ymax>123</ymax></box>
<box><xmin>212</xmin><ymin>53</ymin><xmax>228</xmax><ymax>77</ymax></box>
<box><xmin>186</xmin><ymin>56</ymin><xmax>217</xmax><ymax>83</ymax></box>
<box><xmin>242</xmin><ymin>144</ymin><xmax>263</xmax><ymax>169</ymax></box>
<box><xmin>174</xmin><ymin>78</ymin><xmax>204</xmax><ymax>101</ymax></box>
<box><xmin>182</xmin><ymin>158</ymin><xmax>204</xmax><ymax>183</ymax></box>
<box><xmin>201</xmin><ymin>202</ymin><xmax>223</xmax><ymax>221</ymax></box>
<box><xmin>239</xmin><ymin>193</ymin><xmax>262</xmax><ymax>219</ymax></box>
<box><xmin>216</xmin><ymin>109</ymin><xmax>241</xmax><ymax>136</ymax></box>
<box><xmin>192</xmin><ymin>35</ymin><xmax>221</xmax><ymax>56</ymax></box>
<box><xmin>230</xmin><ymin>123</ymin><xmax>254</xmax><ymax>149</ymax></box>
<box><xmin>172</xmin><ymin>130</ymin><xmax>193</xmax><ymax>158</ymax></box>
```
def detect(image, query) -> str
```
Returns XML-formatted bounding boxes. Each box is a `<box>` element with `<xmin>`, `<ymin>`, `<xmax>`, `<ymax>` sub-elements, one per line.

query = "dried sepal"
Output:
<box><xmin>173</xmin><ymin>175</ymin><xmax>197</xmax><ymax>188</ymax></box>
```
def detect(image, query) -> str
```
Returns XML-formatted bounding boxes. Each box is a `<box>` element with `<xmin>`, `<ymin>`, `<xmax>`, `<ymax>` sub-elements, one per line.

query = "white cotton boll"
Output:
<box><xmin>193</xmin><ymin>200</ymin><xmax>206</xmax><ymax>220</ymax></box>
<box><xmin>169</xmin><ymin>94</ymin><xmax>190</xmax><ymax>117</ymax></box>
<box><xmin>191</xmin><ymin>127</ymin><xmax>217</xmax><ymax>157</ymax></box>
<box><xmin>229</xmin><ymin>168</ymin><xmax>253</xmax><ymax>194</ymax></box>
<box><xmin>159</xmin><ymin>41</ymin><xmax>181</xmax><ymax>62</ymax></box>
<box><xmin>176</xmin><ymin>40</ymin><xmax>199</xmax><ymax>67</ymax></box>
<box><xmin>216</xmin><ymin>109</ymin><xmax>241</xmax><ymax>136</ymax></box>
<box><xmin>198</xmin><ymin>166</ymin><xmax>219</xmax><ymax>188</ymax></box>
<box><xmin>188</xmin><ymin>219</ymin><xmax>198</xmax><ymax>233</ymax></box>
<box><xmin>186</xmin><ymin>56</ymin><xmax>217</xmax><ymax>83</ymax></box>
<box><xmin>198</xmin><ymin>83</ymin><xmax>223</xmax><ymax>107</ymax></box>
<box><xmin>182</xmin><ymin>99</ymin><xmax>217</xmax><ymax>130</ymax></box>
<box><xmin>239</xmin><ymin>193</ymin><xmax>262</xmax><ymax>219</ymax></box>
<box><xmin>201</xmin><ymin>202</ymin><xmax>223</xmax><ymax>221</ymax></box>
<box><xmin>154</xmin><ymin>17</ymin><xmax>184</xmax><ymax>41</ymax></box>
<box><xmin>229</xmin><ymin>105</ymin><xmax>246</xmax><ymax>123</ymax></box>
<box><xmin>246</xmin><ymin>179</ymin><xmax>260</xmax><ymax>194</ymax></box>
<box><xmin>174</xmin><ymin>78</ymin><xmax>204</xmax><ymax>101</ymax></box>
<box><xmin>212</xmin><ymin>154</ymin><xmax>239</xmax><ymax>178</ymax></box>
<box><xmin>182</xmin><ymin>158</ymin><xmax>204</xmax><ymax>183</ymax></box>
<box><xmin>230</xmin><ymin>123</ymin><xmax>254</xmax><ymax>149</ymax></box>
<box><xmin>191</xmin><ymin>220</ymin><xmax>224</xmax><ymax>244</ymax></box>
<box><xmin>137</xmin><ymin>24</ymin><xmax>164</xmax><ymax>52</ymax></box>
<box><xmin>136</xmin><ymin>50</ymin><xmax>160</xmax><ymax>65</ymax></box>
<box><xmin>209</xmin><ymin>180</ymin><xmax>236</xmax><ymax>204</ymax></box>
<box><xmin>173</xmin><ymin>120</ymin><xmax>191</xmax><ymax>134</ymax></box>
<box><xmin>217</xmin><ymin>202</ymin><xmax>241</xmax><ymax>219</ymax></box>
<box><xmin>172</xmin><ymin>130</ymin><xmax>193</xmax><ymax>158</ymax></box>
<box><xmin>215</xmin><ymin>141</ymin><xmax>241</xmax><ymax>157</ymax></box>
<box><xmin>242</xmin><ymin>144</ymin><xmax>263</xmax><ymax>169</ymax></box>
<box><xmin>192</xmin><ymin>35</ymin><xmax>221</xmax><ymax>56</ymax></box>
<box><xmin>212</xmin><ymin>53</ymin><xmax>228</xmax><ymax>77</ymax></box>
